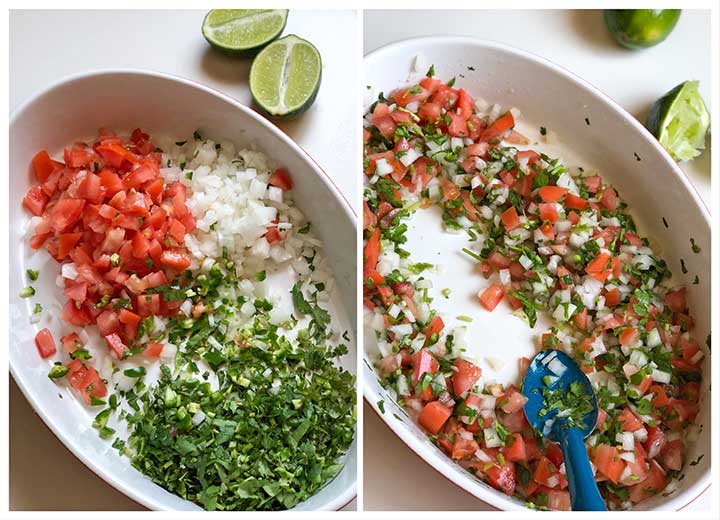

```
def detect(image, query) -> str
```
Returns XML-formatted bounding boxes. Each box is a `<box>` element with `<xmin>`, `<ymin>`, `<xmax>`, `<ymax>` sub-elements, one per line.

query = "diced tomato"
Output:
<box><xmin>23</xmin><ymin>185</ymin><xmax>49</xmax><ymax>216</ymax></box>
<box><xmin>586</xmin><ymin>252</ymin><xmax>611</xmax><ymax>281</ymax></box>
<box><xmin>452</xmin><ymin>358</ymin><xmax>482</xmax><ymax>396</ymax></box>
<box><xmin>499</xmin><ymin>387</ymin><xmax>528</xmax><ymax>414</ymax></box>
<box><xmin>60</xmin><ymin>332</ymin><xmax>83</xmax><ymax>353</ymax></box>
<box><xmin>269</xmin><ymin>168</ymin><xmax>293</xmax><ymax>191</ymax></box>
<box><xmin>418</xmin><ymin>401</ymin><xmax>452</xmax><ymax>434</ymax></box>
<box><xmin>605</xmin><ymin>288</ymin><xmax>621</xmax><ymax>307</ymax></box>
<box><xmin>412</xmin><ymin>349</ymin><xmax>439</xmax><ymax>386</ymax></box>
<box><xmin>363</xmin><ymin>227</ymin><xmax>381</xmax><ymax>275</ymax></box>
<box><xmin>32</xmin><ymin>150</ymin><xmax>58</xmax><ymax>183</ymax></box>
<box><xmin>548</xmin><ymin>490</ymin><xmax>571</xmax><ymax>511</ymax></box>
<box><xmin>538</xmin><ymin>202</ymin><xmax>558</xmax><ymax>223</ymax></box>
<box><xmin>502</xmin><ymin>433</ymin><xmax>527</xmax><ymax>462</ymax></box>
<box><xmin>486</xmin><ymin>460</ymin><xmax>517</xmax><ymax>496</ymax></box>
<box><xmin>104</xmin><ymin>332</ymin><xmax>127</xmax><ymax>358</ymax></box>
<box><xmin>538</xmin><ymin>186</ymin><xmax>568</xmax><ymax>203</ymax></box>
<box><xmin>593</xmin><ymin>444</ymin><xmax>624</xmax><ymax>483</ymax></box>
<box><xmin>533</xmin><ymin>456</ymin><xmax>560</xmax><ymax>487</ymax></box>
<box><xmin>137</xmin><ymin>293</ymin><xmax>161</xmax><ymax>317</ymax></box>
<box><xmin>600</xmin><ymin>186</ymin><xmax>617</xmax><ymax>211</ymax></box>
<box><xmin>500</xmin><ymin>206</ymin><xmax>520</xmax><ymax>231</ymax></box>
<box><xmin>619</xmin><ymin>327</ymin><xmax>639</xmax><ymax>346</ymax></box>
<box><xmin>618</xmin><ymin>408</ymin><xmax>643</xmax><ymax>431</ymax></box>
<box><xmin>628</xmin><ymin>461</ymin><xmax>666</xmax><ymax>503</ymax></box>
<box><xmin>34</xmin><ymin>328</ymin><xmax>56</xmax><ymax>358</ymax></box>
<box><xmin>479</xmin><ymin>283</ymin><xmax>505</xmax><ymax>311</ymax></box>
<box><xmin>480</xmin><ymin>112</ymin><xmax>514</xmax><ymax>143</ymax></box>
<box><xmin>564</xmin><ymin>193</ymin><xmax>587</xmax><ymax>210</ymax></box>
<box><xmin>447</xmin><ymin>112</ymin><xmax>469</xmax><ymax>137</ymax></box>
<box><xmin>96</xmin><ymin>310</ymin><xmax>120</xmax><ymax>336</ymax></box>
<box><xmin>49</xmin><ymin>198</ymin><xmax>86</xmax><ymax>232</ymax></box>
<box><xmin>664</xmin><ymin>287</ymin><xmax>687</xmax><ymax>313</ymax></box>
<box><xmin>144</xmin><ymin>342</ymin><xmax>164</xmax><ymax>358</ymax></box>
<box><xmin>160</xmin><ymin>250</ymin><xmax>191</xmax><ymax>271</ymax></box>
<box><xmin>418</xmin><ymin>102</ymin><xmax>442</xmax><ymax>122</ymax></box>
<box><xmin>643</xmin><ymin>426</ymin><xmax>667</xmax><ymax>459</ymax></box>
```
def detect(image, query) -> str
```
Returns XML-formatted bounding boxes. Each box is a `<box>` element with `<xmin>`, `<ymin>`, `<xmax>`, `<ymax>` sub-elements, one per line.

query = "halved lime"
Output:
<box><xmin>604</xmin><ymin>9</ymin><xmax>681</xmax><ymax>49</ymax></box>
<box><xmin>249</xmin><ymin>34</ymin><xmax>322</xmax><ymax>119</ymax></box>
<box><xmin>646</xmin><ymin>80</ymin><xmax>709</xmax><ymax>162</ymax></box>
<box><xmin>202</xmin><ymin>9</ymin><xmax>288</xmax><ymax>56</ymax></box>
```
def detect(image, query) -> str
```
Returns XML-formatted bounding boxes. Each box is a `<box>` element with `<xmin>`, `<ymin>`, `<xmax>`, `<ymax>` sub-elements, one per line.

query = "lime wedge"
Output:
<box><xmin>202</xmin><ymin>9</ymin><xmax>288</xmax><ymax>55</ymax></box>
<box><xmin>646</xmin><ymin>80</ymin><xmax>709</xmax><ymax>162</ymax></box>
<box><xmin>604</xmin><ymin>9</ymin><xmax>681</xmax><ymax>49</ymax></box>
<box><xmin>250</xmin><ymin>35</ymin><xmax>322</xmax><ymax>119</ymax></box>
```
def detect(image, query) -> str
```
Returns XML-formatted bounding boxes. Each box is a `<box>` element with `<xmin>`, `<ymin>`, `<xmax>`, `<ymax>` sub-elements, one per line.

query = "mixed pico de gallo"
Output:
<box><xmin>363</xmin><ymin>70</ymin><xmax>704</xmax><ymax>510</ymax></box>
<box><xmin>21</xmin><ymin>128</ymin><xmax>355</xmax><ymax>510</ymax></box>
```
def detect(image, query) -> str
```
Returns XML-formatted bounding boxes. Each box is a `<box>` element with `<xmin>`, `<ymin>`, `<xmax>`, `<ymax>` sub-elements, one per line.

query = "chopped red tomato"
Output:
<box><xmin>418</xmin><ymin>401</ymin><xmax>452</xmax><ymax>434</ymax></box>
<box><xmin>479</xmin><ymin>283</ymin><xmax>505</xmax><ymax>311</ymax></box>
<box><xmin>269</xmin><ymin>168</ymin><xmax>293</xmax><ymax>191</ymax></box>
<box><xmin>34</xmin><ymin>328</ymin><xmax>57</xmax><ymax>358</ymax></box>
<box><xmin>452</xmin><ymin>358</ymin><xmax>482</xmax><ymax>396</ymax></box>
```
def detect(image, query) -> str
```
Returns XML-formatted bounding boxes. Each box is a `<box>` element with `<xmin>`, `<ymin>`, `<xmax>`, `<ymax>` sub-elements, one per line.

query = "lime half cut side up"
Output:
<box><xmin>250</xmin><ymin>35</ymin><xmax>322</xmax><ymax>119</ymax></box>
<box><xmin>202</xmin><ymin>9</ymin><xmax>288</xmax><ymax>55</ymax></box>
<box><xmin>646</xmin><ymin>80</ymin><xmax>709</xmax><ymax>162</ymax></box>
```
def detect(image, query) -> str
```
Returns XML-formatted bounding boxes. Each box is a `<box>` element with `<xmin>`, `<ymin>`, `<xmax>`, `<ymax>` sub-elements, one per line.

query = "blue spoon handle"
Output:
<box><xmin>560</xmin><ymin>427</ymin><xmax>607</xmax><ymax>511</ymax></box>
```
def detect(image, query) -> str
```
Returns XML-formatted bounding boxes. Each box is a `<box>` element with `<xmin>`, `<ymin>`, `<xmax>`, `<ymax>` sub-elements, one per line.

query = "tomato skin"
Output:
<box><xmin>34</xmin><ymin>328</ymin><xmax>57</xmax><ymax>358</ymax></box>
<box><xmin>144</xmin><ymin>342</ymin><xmax>164</xmax><ymax>358</ymax></box>
<box><xmin>499</xmin><ymin>387</ymin><xmax>528</xmax><ymax>414</ymax></box>
<box><xmin>500</xmin><ymin>206</ymin><xmax>520</xmax><ymax>231</ymax></box>
<box><xmin>548</xmin><ymin>489</ymin><xmax>571</xmax><ymax>511</ymax></box>
<box><xmin>502</xmin><ymin>433</ymin><xmax>527</xmax><ymax>462</ymax></box>
<box><xmin>600</xmin><ymin>186</ymin><xmax>617</xmax><ymax>211</ymax></box>
<box><xmin>628</xmin><ymin>461</ymin><xmax>666</xmax><ymax>503</ymax></box>
<box><xmin>664</xmin><ymin>287</ymin><xmax>687</xmax><ymax>313</ymax></box>
<box><xmin>160</xmin><ymin>250</ymin><xmax>191</xmax><ymax>271</ymax></box>
<box><xmin>32</xmin><ymin>150</ymin><xmax>58</xmax><ymax>182</ymax></box>
<box><xmin>49</xmin><ymin>198</ymin><xmax>86</xmax><ymax>232</ymax></box>
<box><xmin>452</xmin><ymin>359</ymin><xmax>482</xmax><ymax>396</ymax></box>
<box><xmin>104</xmin><ymin>332</ymin><xmax>127</xmax><ymax>358</ymax></box>
<box><xmin>60</xmin><ymin>332</ymin><xmax>83</xmax><ymax>353</ymax></box>
<box><xmin>538</xmin><ymin>202</ymin><xmax>558</xmax><ymax>223</ymax></box>
<box><xmin>363</xmin><ymin>227</ymin><xmax>381</xmax><ymax>275</ymax></box>
<box><xmin>23</xmin><ymin>185</ymin><xmax>49</xmax><ymax>216</ymax></box>
<box><xmin>418</xmin><ymin>401</ymin><xmax>452</xmax><ymax>434</ymax></box>
<box><xmin>418</xmin><ymin>102</ymin><xmax>442</xmax><ymax>122</ymax></box>
<box><xmin>486</xmin><ymin>460</ymin><xmax>517</xmax><ymax>496</ymax></box>
<box><xmin>538</xmin><ymin>186</ymin><xmax>568</xmax><ymax>203</ymax></box>
<box><xmin>618</xmin><ymin>408</ymin><xmax>643</xmax><ymax>431</ymax></box>
<box><xmin>269</xmin><ymin>168</ymin><xmax>293</xmax><ymax>191</ymax></box>
<box><xmin>412</xmin><ymin>349</ymin><xmax>439</xmax><ymax>386</ymax></box>
<box><xmin>593</xmin><ymin>444</ymin><xmax>624</xmax><ymax>483</ymax></box>
<box><xmin>564</xmin><ymin>193</ymin><xmax>588</xmax><ymax>210</ymax></box>
<box><xmin>480</xmin><ymin>112</ymin><xmax>514</xmax><ymax>143</ymax></box>
<box><xmin>137</xmin><ymin>293</ymin><xmax>161</xmax><ymax>317</ymax></box>
<box><xmin>479</xmin><ymin>283</ymin><xmax>505</xmax><ymax>311</ymax></box>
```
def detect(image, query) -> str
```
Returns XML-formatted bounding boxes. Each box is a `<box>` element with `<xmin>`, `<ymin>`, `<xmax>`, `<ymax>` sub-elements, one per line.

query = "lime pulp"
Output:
<box><xmin>249</xmin><ymin>34</ymin><xmax>322</xmax><ymax>119</ymax></box>
<box><xmin>202</xmin><ymin>9</ymin><xmax>288</xmax><ymax>55</ymax></box>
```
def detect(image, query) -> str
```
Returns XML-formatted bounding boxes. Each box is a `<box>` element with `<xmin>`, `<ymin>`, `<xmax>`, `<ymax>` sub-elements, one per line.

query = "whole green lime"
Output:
<box><xmin>604</xmin><ymin>9</ymin><xmax>681</xmax><ymax>49</ymax></box>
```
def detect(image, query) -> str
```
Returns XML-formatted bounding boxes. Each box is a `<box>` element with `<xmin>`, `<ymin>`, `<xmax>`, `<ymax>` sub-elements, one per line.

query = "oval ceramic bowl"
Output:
<box><xmin>9</xmin><ymin>70</ymin><xmax>357</xmax><ymax>511</ymax></box>
<box><xmin>363</xmin><ymin>36</ymin><xmax>710</xmax><ymax>511</ymax></box>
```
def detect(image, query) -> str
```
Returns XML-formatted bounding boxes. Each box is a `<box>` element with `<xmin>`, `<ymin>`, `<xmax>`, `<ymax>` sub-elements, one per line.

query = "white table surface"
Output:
<box><xmin>363</xmin><ymin>9</ymin><xmax>712</xmax><ymax>511</ymax></box>
<box><xmin>9</xmin><ymin>9</ymin><xmax>357</xmax><ymax>511</ymax></box>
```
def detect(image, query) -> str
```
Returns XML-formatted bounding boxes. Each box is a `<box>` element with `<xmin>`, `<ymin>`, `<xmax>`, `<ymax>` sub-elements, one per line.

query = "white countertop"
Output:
<box><xmin>9</xmin><ymin>8</ymin><xmax>357</xmax><ymax>511</ymax></box>
<box><xmin>363</xmin><ymin>8</ymin><xmax>712</xmax><ymax>511</ymax></box>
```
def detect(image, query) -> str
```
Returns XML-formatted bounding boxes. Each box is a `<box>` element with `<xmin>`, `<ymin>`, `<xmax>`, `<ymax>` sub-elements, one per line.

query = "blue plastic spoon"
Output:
<box><xmin>522</xmin><ymin>349</ymin><xmax>607</xmax><ymax>511</ymax></box>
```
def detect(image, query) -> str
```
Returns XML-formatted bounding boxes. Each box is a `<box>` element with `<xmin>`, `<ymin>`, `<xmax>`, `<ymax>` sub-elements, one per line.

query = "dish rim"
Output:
<box><xmin>362</xmin><ymin>34</ymin><xmax>711</xmax><ymax>511</ymax></box>
<box><xmin>9</xmin><ymin>67</ymin><xmax>357</xmax><ymax>512</ymax></box>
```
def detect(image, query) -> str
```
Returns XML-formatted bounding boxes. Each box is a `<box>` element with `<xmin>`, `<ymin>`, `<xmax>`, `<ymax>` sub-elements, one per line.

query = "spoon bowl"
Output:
<box><xmin>522</xmin><ymin>349</ymin><xmax>606</xmax><ymax>511</ymax></box>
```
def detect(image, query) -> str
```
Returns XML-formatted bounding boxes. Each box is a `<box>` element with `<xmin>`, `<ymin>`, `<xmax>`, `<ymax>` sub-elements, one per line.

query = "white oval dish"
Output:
<box><xmin>363</xmin><ymin>36</ymin><xmax>710</xmax><ymax>511</ymax></box>
<box><xmin>9</xmin><ymin>70</ymin><xmax>356</xmax><ymax>511</ymax></box>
